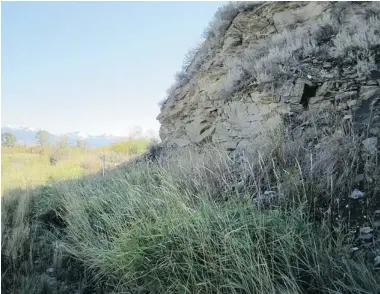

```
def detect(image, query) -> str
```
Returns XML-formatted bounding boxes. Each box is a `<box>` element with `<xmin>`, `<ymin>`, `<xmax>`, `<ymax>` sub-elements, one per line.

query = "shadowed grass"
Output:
<box><xmin>56</xmin><ymin>162</ymin><xmax>379</xmax><ymax>294</ymax></box>
<box><xmin>2</xmin><ymin>138</ymin><xmax>379</xmax><ymax>293</ymax></box>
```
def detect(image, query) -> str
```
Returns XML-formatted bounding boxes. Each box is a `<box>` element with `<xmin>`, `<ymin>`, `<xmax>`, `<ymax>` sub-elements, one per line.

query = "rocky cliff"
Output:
<box><xmin>157</xmin><ymin>1</ymin><xmax>380</xmax><ymax>154</ymax></box>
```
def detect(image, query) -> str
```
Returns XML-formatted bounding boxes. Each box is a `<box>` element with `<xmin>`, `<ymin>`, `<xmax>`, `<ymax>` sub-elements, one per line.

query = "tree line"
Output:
<box><xmin>1</xmin><ymin>130</ymin><xmax>87</xmax><ymax>148</ymax></box>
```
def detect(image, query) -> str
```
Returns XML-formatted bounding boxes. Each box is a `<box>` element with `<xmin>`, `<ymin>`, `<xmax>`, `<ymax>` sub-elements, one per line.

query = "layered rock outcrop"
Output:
<box><xmin>157</xmin><ymin>2</ymin><xmax>380</xmax><ymax>153</ymax></box>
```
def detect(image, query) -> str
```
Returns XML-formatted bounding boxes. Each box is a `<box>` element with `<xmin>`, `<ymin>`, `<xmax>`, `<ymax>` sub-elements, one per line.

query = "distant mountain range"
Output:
<box><xmin>1</xmin><ymin>126</ymin><xmax>157</xmax><ymax>147</ymax></box>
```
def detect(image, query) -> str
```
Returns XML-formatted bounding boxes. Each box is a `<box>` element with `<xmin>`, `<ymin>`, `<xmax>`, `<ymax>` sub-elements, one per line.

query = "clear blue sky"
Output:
<box><xmin>1</xmin><ymin>1</ymin><xmax>224</xmax><ymax>136</ymax></box>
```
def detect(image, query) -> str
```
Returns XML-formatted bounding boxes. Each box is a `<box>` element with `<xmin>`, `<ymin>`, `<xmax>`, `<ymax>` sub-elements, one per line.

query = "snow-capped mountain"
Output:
<box><xmin>1</xmin><ymin>126</ymin><xmax>57</xmax><ymax>145</ymax></box>
<box><xmin>66</xmin><ymin>131</ymin><xmax>89</xmax><ymax>139</ymax></box>
<box><xmin>1</xmin><ymin>126</ymin><xmax>155</xmax><ymax>147</ymax></box>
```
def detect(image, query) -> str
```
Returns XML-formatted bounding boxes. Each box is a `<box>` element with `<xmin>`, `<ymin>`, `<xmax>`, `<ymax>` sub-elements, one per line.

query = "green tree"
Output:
<box><xmin>76</xmin><ymin>138</ymin><xmax>88</xmax><ymax>149</ymax></box>
<box><xmin>35</xmin><ymin>130</ymin><xmax>50</xmax><ymax>146</ymax></box>
<box><xmin>1</xmin><ymin>133</ymin><xmax>17</xmax><ymax>147</ymax></box>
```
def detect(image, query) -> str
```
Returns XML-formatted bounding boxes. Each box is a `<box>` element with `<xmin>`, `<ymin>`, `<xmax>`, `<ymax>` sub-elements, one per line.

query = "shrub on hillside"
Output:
<box><xmin>221</xmin><ymin>5</ymin><xmax>380</xmax><ymax>99</ymax></box>
<box><xmin>182</xmin><ymin>42</ymin><xmax>205</xmax><ymax>73</ymax></box>
<box><xmin>160</xmin><ymin>2</ymin><xmax>261</xmax><ymax>108</ymax></box>
<box><xmin>203</xmin><ymin>2</ymin><xmax>260</xmax><ymax>48</ymax></box>
<box><xmin>162</xmin><ymin>3</ymin><xmax>380</xmax><ymax>106</ymax></box>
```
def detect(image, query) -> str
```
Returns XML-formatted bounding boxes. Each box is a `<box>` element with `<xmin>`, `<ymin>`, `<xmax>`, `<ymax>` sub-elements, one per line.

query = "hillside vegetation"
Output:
<box><xmin>2</xmin><ymin>2</ymin><xmax>380</xmax><ymax>294</ymax></box>
<box><xmin>2</xmin><ymin>128</ymin><xmax>380</xmax><ymax>293</ymax></box>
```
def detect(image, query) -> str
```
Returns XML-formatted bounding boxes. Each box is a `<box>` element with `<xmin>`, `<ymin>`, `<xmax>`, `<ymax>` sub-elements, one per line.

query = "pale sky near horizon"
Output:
<box><xmin>1</xmin><ymin>1</ymin><xmax>224</xmax><ymax>136</ymax></box>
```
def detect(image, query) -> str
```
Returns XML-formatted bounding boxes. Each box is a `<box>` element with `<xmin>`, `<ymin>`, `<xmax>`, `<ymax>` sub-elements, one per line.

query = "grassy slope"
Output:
<box><xmin>2</xmin><ymin>134</ymin><xmax>380</xmax><ymax>293</ymax></box>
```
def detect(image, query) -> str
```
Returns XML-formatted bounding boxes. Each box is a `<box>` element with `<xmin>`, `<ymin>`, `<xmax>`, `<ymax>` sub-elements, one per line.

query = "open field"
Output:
<box><xmin>1</xmin><ymin>139</ymin><xmax>151</xmax><ymax>195</ymax></box>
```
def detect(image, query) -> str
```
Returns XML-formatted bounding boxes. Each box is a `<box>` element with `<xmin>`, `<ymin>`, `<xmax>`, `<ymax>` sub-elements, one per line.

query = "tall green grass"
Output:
<box><xmin>2</xmin><ymin>138</ymin><xmax>379</xmax><ymax>293</ymax></box>
<box><xmin>56</xmin><ymin>162</ymin><xmax>379</xmax><ymax>294</ymax></box>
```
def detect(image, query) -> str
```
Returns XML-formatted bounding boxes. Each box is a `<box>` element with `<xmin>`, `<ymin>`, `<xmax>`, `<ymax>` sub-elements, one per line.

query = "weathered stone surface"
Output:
<box><xmin>273</xmin><ymin>2</ymin><xmax>328</xmax><ymax>31</ymax></box>
<box><xmin>323</xmin><ymin>62</ymin><xmax>332</xmax><ymax>69</ymax></box>
<box><xmin>360</xmin><ymin>87</ymin><xmax>380</xmax><ymax>101</ymax></box>
<box><xmin>222</xmin><ymin>36</ymin><xmax>242</xmax><ymax>51</ymax></box>
<box><xmin>316</xmin><ymin>81</ymin><xmax>334</xmax><ymax>97</ymax></box>
<box><xmin>347</xmin><ymin>100</ymin><xmax>359</xmax><ymax>108</ymax></box>
<box><xmin>366</xmin><ymin>80</ymin><xmax>379</xmax><ymax>86</ymax></box>
<box><xmin>335</xmin><ymin>91</ymin><xmax>358</xmax><ymax>102</ymax></box>
<box><xmin>171</xmin><ymin>138</ymin><xmax>191</xmax><ymax>147</ymax></box>
<box><xmin>157</xmin><ymin>2</ymin><xmax>380</xmax><ymax>154</ymax></box>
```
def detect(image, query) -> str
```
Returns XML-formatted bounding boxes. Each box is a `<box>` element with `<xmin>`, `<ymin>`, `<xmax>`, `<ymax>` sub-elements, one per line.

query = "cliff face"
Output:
<box><xmin>157</xmin><ymin>1</ymin><xmax>380</xmax><ymax>153</ymax></box>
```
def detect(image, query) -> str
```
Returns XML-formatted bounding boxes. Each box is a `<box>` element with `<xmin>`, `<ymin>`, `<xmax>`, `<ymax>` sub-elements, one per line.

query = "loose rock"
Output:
<box><xmin>323</xmin><ymin>62</ymin><xmax>332</xmax><ymax>69</ymax></box>
<box><xmin>253</xmin><ymin>190</ymin><xmax>279</xmax><ymax>205</ymax></box>
<box><xmin>335</xmin><ymin>91</ymin><xmax>358</xmax><ymax>101</ymax></box>
<box><xmin>359</xmin><ymin>233</ymin><xmax>373</xmax><ymax>241</ymax></box>
<box><xmin>360</xmin><ymin>227</ymin><xmax>373</xmax><ymax>234</ymax></box>
<box><xmin>349</xmin><ymin>189</ymin><xmax>365</xmax><ymax>199</ymax></box>
<box><xmin>351</xmin><ymin>247</ymin><xmax>360</xmax><ymax>253</ymax></box>
<box><xmin>362</xmin><ymin>137</ymin><xmax>378</xmax><ymax>156</ymax></box>
<box><xmin>366</xmin><ymin>80</ymin><xmax>379</xmax><ymax>86</ymax></box>
<box><xmin>347</xmin><ymin>99</ymin><xmax>358</xmax><ymax>107</ymax></box>
<box><xmin>374</xmin><ymin>256</ymin><xmax>380</xmax><ymax>267</ymax></box>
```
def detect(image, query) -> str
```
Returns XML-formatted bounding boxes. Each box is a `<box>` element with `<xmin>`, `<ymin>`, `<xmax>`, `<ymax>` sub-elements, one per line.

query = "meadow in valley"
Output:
<box><xmin>1</xmin><ymin>139</ymin><xmax>151</xmax><ymax>195</ymax></box>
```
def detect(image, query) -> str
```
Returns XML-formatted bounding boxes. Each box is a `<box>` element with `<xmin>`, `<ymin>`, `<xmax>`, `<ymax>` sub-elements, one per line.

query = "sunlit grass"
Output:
<box><xmin>1</xmin><ymin>155</ymin><xmax>83</xmax><ymax>194</ymax></box>
<box><xmin>1</xmin><ymin>140</ymin><xmax>151</xmax><ymax>195</ymax></box>
<box><xmin>100</xmin><ymin>138</ymin><xmax>150</xmax><ymax>155</ymax></box>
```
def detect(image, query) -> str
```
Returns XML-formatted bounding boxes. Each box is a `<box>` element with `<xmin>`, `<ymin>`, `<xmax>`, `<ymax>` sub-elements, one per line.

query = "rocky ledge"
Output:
<box><xmin>157</xmin><ymin>1</ymin><xmax>380</xmax><ymax>153</ymax></box>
